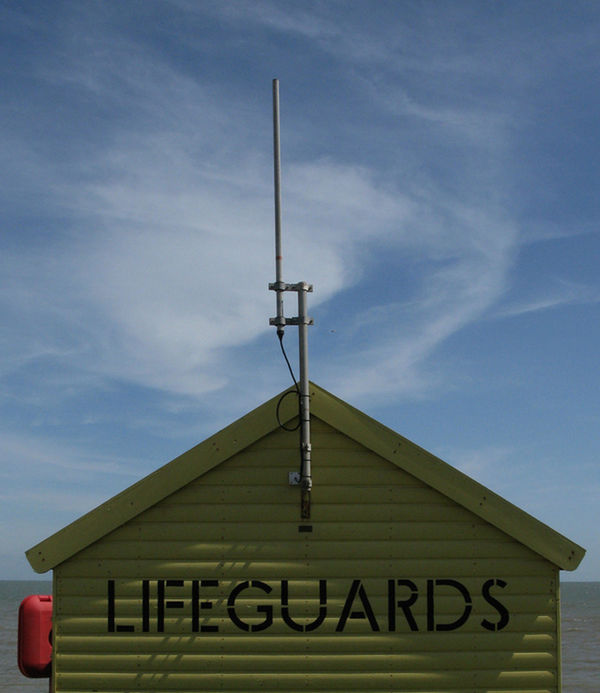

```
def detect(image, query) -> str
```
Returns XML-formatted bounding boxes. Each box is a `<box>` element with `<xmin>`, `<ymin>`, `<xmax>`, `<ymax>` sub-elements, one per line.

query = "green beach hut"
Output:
<box><xmin>26</xmin><ymin>382</ymin><xmax>585</xmax><ymax>692</ymax></box>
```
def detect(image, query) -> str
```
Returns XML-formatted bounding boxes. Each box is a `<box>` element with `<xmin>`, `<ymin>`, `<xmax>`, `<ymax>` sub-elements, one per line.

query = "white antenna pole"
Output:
<box><xmin>268</xmin><ymin>79</ymin><xmax>313</xmax><ymax>520</ymax></box>
<box><xmin>272</xmin><ymin>79</ymin><xmax>285</xmax><ymax>337</ymax></box>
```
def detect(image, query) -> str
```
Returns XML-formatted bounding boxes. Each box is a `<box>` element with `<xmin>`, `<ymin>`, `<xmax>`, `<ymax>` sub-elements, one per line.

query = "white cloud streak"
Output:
<box><xmin>496</xmin><ymin>280</ymin><xmax>600</xmax><ymax>319</ymax></box>
<box><xmin>0</xmin><ymin>431</ymin><xmax>142</xmax><ymax>479</ymax></box>
<box><xmin>1</xmin><ymin>2</ymin><xmax>521</xmax><ymax>408</ymax></box>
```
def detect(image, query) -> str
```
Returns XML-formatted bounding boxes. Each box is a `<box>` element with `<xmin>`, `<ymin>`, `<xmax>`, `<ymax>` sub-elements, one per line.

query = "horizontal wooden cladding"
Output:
<box><xmin>119</xmin><ymin>520</ymin><xmax>510</xmax><ymax>542</ymax></box>
<box><xmin>190</xmin><ymin>463</ymin><xmax>426</xmax><ymax>487</ymax></box>
<box><xmin>51</xmin><ymin>415</ymin><xmax>563</xmax><ymax>692</ymax></box>
<box><xmin>57</xmin><ymin>591</ymin><xmax>554</xmax><ymax>618</ymax></box>
<box><xmin>55</xmin><ymin>614</ymin><xmax>556</xmax><ymax>635</ymax></box>
<box><xmin>140</xmin><ymin>502</ymin><xmax>480</xmax><ymax>523</ymax></box>
<box><xmin>244</xmin><ymin>418</ymin><xmax>356</xmax><ymax>450</ymax></box>
<box><xmin>57</xmin><ymin>575</ymin><xmax>556</xmax><ymax>598</ymax></box>
<box><xmin>56</xmin><ymin>595</ymin><xmax>555</xmax><ymax>628</ymax></box>
<box><xmin>56</xmin><ymin>650</ymin><xmax>556</xmax><ymax>673</ymax></box>
<box><xmin>60</xmin><ymin>581</ymin><xmax>556</xmax><ymax>619</ymax></box>
<box><xmin>55</xmin><ymin>670</ymin><xmax>556</xmax><ymax>691</ymax></box>
<box><xmin>57</xmin><ymin>631</ymin><xmax>557</xmax><ymax>654</ymax></box>
<box><xmin>82</xmin><ymin>539</ymin><xmax>533</xmax><ymax>562</ymax></box>
<box><xmin>226</xmin><ymin>449</ymin><xmax>408</xmax><ymax>471</ymax></box>
<box><xmin>57</xmin><ymin>557</ymin><xmax>553</xmax><ymax>579</ymax></box>
<box><xmin>169</xmin><ymin>483</ymin><xmax>445</xmax><ymax>505</ymax></box>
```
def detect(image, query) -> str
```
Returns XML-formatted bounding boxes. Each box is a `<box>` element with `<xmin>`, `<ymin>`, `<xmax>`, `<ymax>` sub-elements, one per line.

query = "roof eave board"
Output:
<box><xmin>308</xmin><ymin>384</ymin><xmax>585</xmax><ymax>571</ymax></box>
<box><xmin>26</xmin><ymin>389</ymin><xmax>299</xmax><ymax>573</ymax></box>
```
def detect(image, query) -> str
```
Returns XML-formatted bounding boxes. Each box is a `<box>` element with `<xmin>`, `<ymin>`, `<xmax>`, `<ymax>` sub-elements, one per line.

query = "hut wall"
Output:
<box><xmin>52</xmin><ymin>418</ymin><xmax>560</xmax><ymax>692</ymax></box>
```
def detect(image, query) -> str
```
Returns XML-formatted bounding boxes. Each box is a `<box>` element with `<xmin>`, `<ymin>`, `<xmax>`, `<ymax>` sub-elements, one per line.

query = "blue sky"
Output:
<box><xmin>1</xmin><ymin>0</ymin><xmax>598</xmax><ymax>580</ymax></box>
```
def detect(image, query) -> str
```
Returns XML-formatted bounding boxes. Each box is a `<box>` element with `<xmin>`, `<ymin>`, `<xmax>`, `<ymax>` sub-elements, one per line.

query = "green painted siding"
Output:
<box><xmin>52</xmin><ymin>417</ymin><xmax>560</xmax><ymax>692</ymax></box>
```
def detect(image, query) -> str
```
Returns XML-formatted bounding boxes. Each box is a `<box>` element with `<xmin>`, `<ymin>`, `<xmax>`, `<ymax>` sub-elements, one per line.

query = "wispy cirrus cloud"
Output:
<box><xmin>434</xmin><ymin>444</ymin><xmax>517</xmax><ymax>489</ymax></box>
<box><xmin>1</xmin><ymin>0</ymin><xmax>521</xmax><ymax>411</ymax></box>
<box><xmin>0</xmin><ymin>431</ymin><xmax>142</xmax><ymax>480</ymax></box>
<box><xmin>496</xmin><ymin>280</ymin><xmax>600</xmax><ymax>319</ymax></box>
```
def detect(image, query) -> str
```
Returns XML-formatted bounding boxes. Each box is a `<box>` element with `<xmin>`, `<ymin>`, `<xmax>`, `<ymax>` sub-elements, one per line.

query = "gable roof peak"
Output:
<box><xmin>26</xmin><ymin>382</ymin><xmax>585</xmax><ymax>573</ymax></box>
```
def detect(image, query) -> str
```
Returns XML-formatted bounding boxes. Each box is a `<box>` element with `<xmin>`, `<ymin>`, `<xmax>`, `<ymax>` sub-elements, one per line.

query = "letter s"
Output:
<box><xmin>481</xmin><ymin>579</ymin><xmax>509</xmax><ymax>631</ymax></box>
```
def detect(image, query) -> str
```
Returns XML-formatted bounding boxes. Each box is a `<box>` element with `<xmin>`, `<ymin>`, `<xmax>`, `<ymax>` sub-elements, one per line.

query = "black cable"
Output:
<box><xmin>276</xmin><ymin>332</ymin><xmax>301</xmax><ymax>432</ymax></box>
<box><xmin>276</xmin><ymin>389</ymin><xmax>301</xmax><ymax>431</ymax></box>
<box><xmin>278</xmin><ymin>332</ymin><xmax>299</xmax><ymax>392</ymax></box>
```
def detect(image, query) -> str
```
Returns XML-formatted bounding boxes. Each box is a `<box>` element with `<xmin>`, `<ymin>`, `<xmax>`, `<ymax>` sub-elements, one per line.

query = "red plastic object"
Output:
<box><xmin>18</xmin><ymin>594</ymin><xmax>53</xmax><ymax>678</ymax></box>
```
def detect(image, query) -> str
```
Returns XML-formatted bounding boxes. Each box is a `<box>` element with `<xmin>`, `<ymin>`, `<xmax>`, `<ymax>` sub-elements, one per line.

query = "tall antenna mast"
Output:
<box><xmin>272</xmin><ymin>79</ymin><xmax>285</xmax><ymax>339</ymax></box>
<box><xmin>269</xmin><ymin>79</ymin><xmax>313</xmax><ymax>520</ymax></box>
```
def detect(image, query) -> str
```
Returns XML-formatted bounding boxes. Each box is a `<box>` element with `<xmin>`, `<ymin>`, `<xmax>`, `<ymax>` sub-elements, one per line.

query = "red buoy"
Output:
<box><xmin>18</xmin><ymin>594</ymin><xmax>52</xmax><ymax>678</ymax></box>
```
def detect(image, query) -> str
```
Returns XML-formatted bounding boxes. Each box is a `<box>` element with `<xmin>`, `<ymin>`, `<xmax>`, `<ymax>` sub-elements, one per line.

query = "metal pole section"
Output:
<box><xmin>298</xmin><ymin>284</ymin><xmax>312</xmax><ymax>519</ymax></box>
<box><xmin>268</xmin><ymin>80</ymin><xmax>313</xmax><ymax>521</ymax></box>
<box><xmin>272</xmin><ymin>79</ymin><xmax>285</xmax><ymax>337</ymax></box>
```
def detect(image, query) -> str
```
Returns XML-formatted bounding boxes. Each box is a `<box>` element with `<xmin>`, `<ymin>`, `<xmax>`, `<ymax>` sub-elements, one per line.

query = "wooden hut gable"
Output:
<box><xmin>27</xmin><ymin>382</ymin><xmax>584</xmax><ymax>575</ymax></box>
<box><xmin>25</xmin><ymin>382</ymin><xmax>586</xmax><ymax>693</ymax></box>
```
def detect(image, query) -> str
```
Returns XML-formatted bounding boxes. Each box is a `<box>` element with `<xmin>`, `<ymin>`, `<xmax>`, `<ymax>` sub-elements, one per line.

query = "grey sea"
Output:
<box><xmin>1</xmin><ymin>580</ymin><xmax>598</xmax><ymax>691</ymax></box>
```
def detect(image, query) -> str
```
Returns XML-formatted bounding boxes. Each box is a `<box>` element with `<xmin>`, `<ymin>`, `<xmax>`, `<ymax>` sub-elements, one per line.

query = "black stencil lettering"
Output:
<box><xmin>227</xmin><ymin>580</ymin><xmax>273</xmax><ymax>632</ymax></box>
<box><xmin>481</xmin><ymin>579</ymin><xmax>509</xmax><ymax>631</ymax></box>
<box><xmin>107</xmin><ymin>579</ymin><xmax>135</xmax><ymax>633</ymax></box>
<box><xmin>192</xmin><ymin>580</ymin><xmax>199</xmax><ymax>633</ymax></box>
<box><xmin>388</xmin><ymin>579</ymin><xmax>419</xmax><ymax>632</ymax></box>
<box><xmin>426</xmin><ymin>579</ymin><xmax>434</xmax><ymax>632</ymax></box>
<box><xmin>157</xmin><ymin>580</ymin><xmax>165</xmax><ymax>632</ymax></box>
<box><xmin>107</xmin><ymin>580</ymin><xmax>115</xmax><ymax>632</ymax></box>
<box><xmin>336</xmin><ymin>580</ymin><xmax>380</xmax><ymax>632</ymax></box>
<box><xmin>192</xmin><ymin>579</ymin><xmax>219</xmax><ymax>633</ymax></box>
<box><xmin>165</xmin><ymin>580</ymin><xmax>184</xmax><ymax>609</ymax></box>
<box><xmin>250</xmin><ymin>580</ymin><xmax>274</xmax><ymax>632</ymax></box>
<box><xmin>228</xmin><ymin>581</ymin><xmax>250</xmax><ymax>631</ymax></box>
<box><xmin>427</xmin><ymin>579</ymin><xmax>472</xmax><ymax>632</ymax></box>
<box><xmin>281</xmin><ymin>579</ymin><xmax>327</xmax><ymax>632</ymax></box>
<box><xmin>142</xmin><ymin>580</ymin><xmax>150</xmax><ymax>633</ymax></box>
<box><xmin>305</xmin><ymin>580</ymin><xmax>327</xmax><ymax>633</ymax></box>
<box><xmin>200</xmin><ymin>580</ymin><xmax>219</xmax><ymax>633</ymax></box>
<box><xmin>104</xmin><ymin>575</ymin><xmax>509</xmax><ymax>637</ymax></box>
